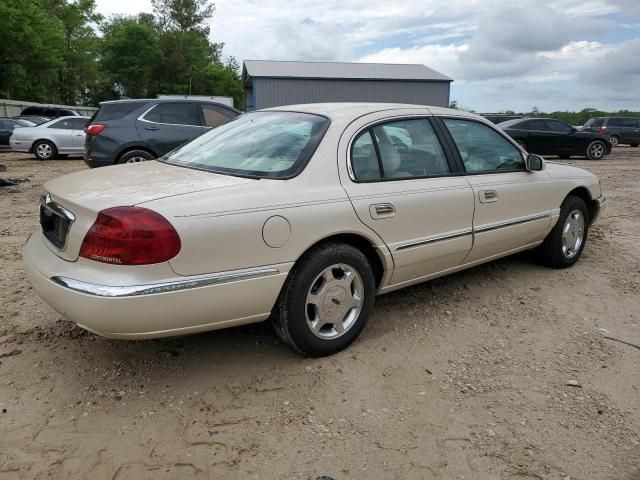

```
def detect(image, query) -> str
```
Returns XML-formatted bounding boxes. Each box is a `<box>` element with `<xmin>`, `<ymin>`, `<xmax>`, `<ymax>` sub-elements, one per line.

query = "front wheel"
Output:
<box><xmin>272</xmin><ymin>243</ymin><xmax>375</xmax><ymax>356</ymax></box>
<box><xmin>586</xmin><ymin>140</ymin><xmax>606</xmax><ymax>160</ymax></box>
<box><xmin>536</xmin><ymin>195</ymin><xmax>588</xmax><ymax>268</ymax></box>
<box><xmin>33</xmin><ymin>140</ymin><xmax>57</xmax><ymax>161</ymax></box>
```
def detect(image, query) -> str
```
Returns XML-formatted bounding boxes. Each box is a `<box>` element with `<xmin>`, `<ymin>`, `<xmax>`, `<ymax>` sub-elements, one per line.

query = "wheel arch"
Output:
<box><xmin>115</xmin><ymin>144</ymin><xmax>158</xmax><ymax>161</ymax></box>
<box><xmin>293</xmin><ymin>232</ymin><xmax>390</xmax><ymax>289</ymax></box>
<box><xmin>567</xmin><ymin>187</ymin><xmax>598</xmax><ymax>224</ymax></box>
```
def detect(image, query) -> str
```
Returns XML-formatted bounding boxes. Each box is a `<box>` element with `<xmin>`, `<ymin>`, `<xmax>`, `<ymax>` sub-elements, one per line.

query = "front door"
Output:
<box><xmin>339</xmin><ymin>115</ymin><xmax>475</xmax><ymax>287</ymax></box>
<box><xmin>439</xmin><ymin>117</ymin><xmax>556</xmax><ymax>263</ymax></box>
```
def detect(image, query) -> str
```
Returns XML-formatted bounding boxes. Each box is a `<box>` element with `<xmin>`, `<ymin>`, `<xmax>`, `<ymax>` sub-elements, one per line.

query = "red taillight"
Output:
<box><xmin>79</xmin><ymin>207</ymin><xmax>181</xmax><ymax>265</ymax></box>
<box><xmin>599</xmin><ymin>127</ymin><xmax>607</xmax><ymax>134</ymax></box>
<box><xmin>85</xmin><ymin>124</ymin><xmax>106</xmax><ymax>136</ymax></box>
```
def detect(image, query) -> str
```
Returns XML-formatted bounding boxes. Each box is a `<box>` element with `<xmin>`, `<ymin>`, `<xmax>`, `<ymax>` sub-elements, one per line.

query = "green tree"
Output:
<box><xmin>0</xmin><ymin>0</ymin><xmax>65</xmax><ymax>101</ymax></box>
<box><xmin>46</xmin><ymin>0</ymin><xmax>103</xmax><ymax>105</ymax></box>
<box><xmin>100</xmin><ymin>16</ymin><xmax>162</xmax><ymax>98</ymax></box>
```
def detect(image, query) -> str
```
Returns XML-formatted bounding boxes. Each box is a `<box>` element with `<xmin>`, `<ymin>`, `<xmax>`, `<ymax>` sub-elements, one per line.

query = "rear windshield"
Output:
<box><xmin>496</xmin><ymin>118</ymin><xmax>524</xmax><ymax>129</ymax></box>
<box><xmin>92</xmin><ymin>102</ymin><xmax>146</xmax><ymax>122</ymax></box>
<box><xmin>161</xmin><ymin>111</ymin><xmax>330</xmax><ymax>179</ymax></box>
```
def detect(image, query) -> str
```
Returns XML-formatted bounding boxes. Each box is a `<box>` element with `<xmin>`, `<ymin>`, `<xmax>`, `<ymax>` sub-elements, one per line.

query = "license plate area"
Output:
<box><xmin>40</xmin><ymin>194</ymin><xmax>75</xmax><ymax>250</ymax></box>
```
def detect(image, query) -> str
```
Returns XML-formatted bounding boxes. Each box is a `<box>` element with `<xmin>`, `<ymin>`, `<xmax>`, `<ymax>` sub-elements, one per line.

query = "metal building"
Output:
<box><xmin>242</xmin><ymin>60</ymin><xmax>452</xmax><ymax>111</ymax></box>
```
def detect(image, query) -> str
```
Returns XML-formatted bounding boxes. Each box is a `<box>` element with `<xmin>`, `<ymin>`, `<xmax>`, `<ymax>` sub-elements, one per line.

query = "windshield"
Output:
<box><xmin>161</xmin><ymin>111</ymin><xmax>330</xmax><ymax>178</ymax></box>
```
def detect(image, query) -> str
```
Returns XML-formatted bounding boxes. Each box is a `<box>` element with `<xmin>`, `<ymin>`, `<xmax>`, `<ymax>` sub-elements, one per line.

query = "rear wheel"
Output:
<box><xmin>272</xmin><ymin>243</ymin><xmax>375</xmax><ymax>357</ymax></box>
<box><xmin>536</xmin><ymin>195</ymin><xmax>588</xmax><ymax>268</ymax></box>
<box><xmin>586</xmin><ymin>140</ymin><xmax>606</xmax><ymax>160</ymax></box>
<box><xmin>609</xmin><ymin>135</ymin><xmax>620</xmax><ymax>147</ymax></box>
<box><xmin>118</xmin><ymin>149</ymin><xmax>155</xmax><ymax>164</ymax></box>
<box><xmin>33</xmin><ymin>140</ymin><xmax>57</xmax><ymax>161</ymax></box>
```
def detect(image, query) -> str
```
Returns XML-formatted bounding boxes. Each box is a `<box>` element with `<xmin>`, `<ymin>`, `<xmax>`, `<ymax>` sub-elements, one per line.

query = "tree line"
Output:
<box><xmin>0</xmin><ymin>0</ymin><xmax>243</xmax><ymax>108</ymax></box>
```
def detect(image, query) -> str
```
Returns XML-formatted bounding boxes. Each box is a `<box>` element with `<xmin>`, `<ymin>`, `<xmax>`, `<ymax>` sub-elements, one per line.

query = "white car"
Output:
<box><xmin>10</xmin><ymin>116</ymin><xmax>89</xmax><ymax>160</ymax></box>
<box><xmin>23</xmin><ymin>104</ymin><xmax>606</xmax><ymax>356</ymax></box>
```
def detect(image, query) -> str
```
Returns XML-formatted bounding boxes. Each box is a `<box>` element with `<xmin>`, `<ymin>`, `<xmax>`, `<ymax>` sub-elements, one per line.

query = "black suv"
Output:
<box><xmin>582</xmin><ymin>117</ymin><xmax>640</xmax><ymax>147</ymax></box>
<box><xmin>20</xmin><ymin>106</ymin><xmax>81</xmax><ymax>118</ymax></box>
<box><xmin>84</xmin><ymin>99</ymin><xmax>241</xmax><ymax>168</ymax></box>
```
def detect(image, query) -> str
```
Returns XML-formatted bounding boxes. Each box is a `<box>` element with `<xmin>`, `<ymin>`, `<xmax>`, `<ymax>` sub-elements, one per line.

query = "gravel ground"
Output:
<box><xmin>0</xmin><ymin>149</ymin><xmax>639</xmax><ymax>480</ymax></box>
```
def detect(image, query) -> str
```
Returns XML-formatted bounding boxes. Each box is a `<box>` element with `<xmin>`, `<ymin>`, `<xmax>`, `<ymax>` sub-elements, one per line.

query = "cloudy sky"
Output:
<box><xmin>95</xmin><ymin>0</ymin><xmax>640</xmax><ymax>112</ymax></box>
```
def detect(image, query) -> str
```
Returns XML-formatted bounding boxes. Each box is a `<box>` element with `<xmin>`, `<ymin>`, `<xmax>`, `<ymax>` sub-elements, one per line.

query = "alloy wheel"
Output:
<box><xmin>561</xmin><ymin>209</ymin><xmax>585</xmax><ymax>259</ymax></box>
<box><xmin>305</xmin><ymin>264</ymin><xmax>364</xmax><ymax>339</ymax></box>
<box><xmin>589</xmin><ymin>142</ymin><xmax>605</xmax><ymax>159</ymax></box>
<box><xmin>36</xmin><ymin>143</ymin><xmax>52</xmax><ymax>159</ymax></box>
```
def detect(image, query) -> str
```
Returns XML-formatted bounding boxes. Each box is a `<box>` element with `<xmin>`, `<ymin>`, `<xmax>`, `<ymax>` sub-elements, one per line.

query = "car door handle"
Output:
<box><xmin>370</xmin><ymin>203</ymin><xmax>396</xmax><ymax>219</ymax></box>
<box><xmin>479</xmin><ymin>190</ymin><xmax>499</xmax><ymax>203</ymax></box>
<box><xmin>144</xmin><ymin>126</ymin><xmax>160</xmax><ymax>131</ymax></box>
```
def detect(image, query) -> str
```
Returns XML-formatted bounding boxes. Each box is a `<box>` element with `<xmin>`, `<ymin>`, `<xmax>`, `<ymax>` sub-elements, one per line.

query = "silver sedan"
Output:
<box><xmin>10</xmin><ymin>116</ymin><xmax>88</xmax><ymax>160</ymax></box>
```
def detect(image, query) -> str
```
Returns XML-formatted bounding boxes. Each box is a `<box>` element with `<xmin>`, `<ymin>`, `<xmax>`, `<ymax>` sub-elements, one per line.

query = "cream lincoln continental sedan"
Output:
<box><xmin>23</xmin><ymin>103</ymin><xmax>607</xmax><ymax>356</ymax></box>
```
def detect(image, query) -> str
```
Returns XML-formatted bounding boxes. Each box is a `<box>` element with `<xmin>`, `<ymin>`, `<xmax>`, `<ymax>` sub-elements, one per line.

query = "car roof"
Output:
<box><xmin>100</xmin><ymin>98</ymin><xmax>239</xmax><ymax>108</ymax></box>
<box><xmin>263</xmin><ymin>102</ymin><xmax>481</xmax><ymax>122</ymax></box>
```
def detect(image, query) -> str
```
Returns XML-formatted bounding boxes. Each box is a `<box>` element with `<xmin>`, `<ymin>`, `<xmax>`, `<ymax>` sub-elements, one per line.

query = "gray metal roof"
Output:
<box><xmin>242</xmin><ymin>60</ymin><xmax>452</xmax><ymax>83</ymax></box>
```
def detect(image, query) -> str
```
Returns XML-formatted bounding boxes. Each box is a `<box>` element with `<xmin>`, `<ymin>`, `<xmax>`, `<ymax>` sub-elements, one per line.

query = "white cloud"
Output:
<box><xmin>93</xmin><ymin>0</ymin><xmax>640</xmax><ymax>111</ymax></box>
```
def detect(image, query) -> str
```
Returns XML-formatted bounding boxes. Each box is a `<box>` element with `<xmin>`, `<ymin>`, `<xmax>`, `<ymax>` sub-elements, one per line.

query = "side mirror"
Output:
<box><xmin>526</xmin><ymin>153</ymin><xmax>544</xmax><ymax>171</ymax></box>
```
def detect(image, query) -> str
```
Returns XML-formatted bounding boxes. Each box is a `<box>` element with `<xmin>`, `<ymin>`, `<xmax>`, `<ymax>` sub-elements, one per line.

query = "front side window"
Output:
<box><xmin>71</xmin><ymin>118</ymin><xmax>87</xmax><ymax>130</ymax></box>
<box><xmin>50</xmin><ymin>119</ymin><xmax>73</xmax><ymax>130</ymax></box>
<box><xmin>162</xmin><ymin>111</ymin><xmax>329</xmax><ymax>179</ymax></box>
<box><xmin>144</xmin><ymin>102</ymin><xmax>201</xmax><ymax>126</ymax></box>
<box><xmin>443</xmin><ymin>118</ymin><xmax>524</xmax><ymax>173</ymax></box>
<box><xmin>351</xmin><ymin>118</ymin><xmax>449</xmax><ymax>181</ymax></box>
<box><xmin>546</xmin><ymin>120</ymin><xmax>573</xmax><ymax>133</ymax></box>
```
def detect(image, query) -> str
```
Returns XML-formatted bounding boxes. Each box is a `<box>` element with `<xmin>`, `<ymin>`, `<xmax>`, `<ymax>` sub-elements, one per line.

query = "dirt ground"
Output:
<box><xmin>1</xmin><ymin>148</ymin><xmax>639</xmax><ymax>480</ymax></box>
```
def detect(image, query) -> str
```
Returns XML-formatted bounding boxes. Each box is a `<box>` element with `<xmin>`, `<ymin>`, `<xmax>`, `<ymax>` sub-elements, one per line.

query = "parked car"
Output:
<box><xmin>0</xmin><ymin>118</ymin><xmax>35</xmax><ymax>149</ymax></box>
<box><xmin>581</xmin><ymin>117</ymin><xmax>640</xmax><ymax>147</ymax></box>
<box><xmin>10</xmin><ymin>116</ymin><xmax>88</xmax><ymax>160</ymax></box>
<box><xmin>83</xmin><ymin>99</ymin><xmax>241</xmax><ymax>167</ymax></box>
<box><xmin>23</xmin><ymin>104</ymin><xmax>606</xmax><ymax>356</ymax></box>
<box><xmin>497</xmin><ymin>118</ymin><xmax>611</xmax><ymax>160</ymax></box>
<box><xmin>12</xmin><ymin>115</ymin><xmax>51</xmax><ymax>125</ymax></box>
<box><xmin>20</xmin><ymin>106</ymin><xmax>81</xmax><ymax>118</ymax></box>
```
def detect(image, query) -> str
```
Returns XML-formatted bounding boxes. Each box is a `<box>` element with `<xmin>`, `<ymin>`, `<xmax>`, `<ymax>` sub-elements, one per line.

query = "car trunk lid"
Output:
<box><xmin>40</xmin><ymin>161</ymin><xmax>255</xmax><ymax>261</ymax></box>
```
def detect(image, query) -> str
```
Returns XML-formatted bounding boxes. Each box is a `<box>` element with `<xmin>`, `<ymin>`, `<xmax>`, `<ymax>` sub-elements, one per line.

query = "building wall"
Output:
<box><xmin>249</xmin><ymin>78</ymin><xmax>450</xmax><ymax>110</ymax></box>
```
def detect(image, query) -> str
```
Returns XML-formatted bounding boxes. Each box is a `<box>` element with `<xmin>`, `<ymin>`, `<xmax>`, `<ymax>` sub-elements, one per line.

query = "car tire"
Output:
<box><xmin>272</xmin><ymin>242</ymin><xmax>376</xmax><ymax>357</ymax></box>
<box><xmin>559</xmin><ymin>155</ymin><xmax>571</xmax><ymax>159</ymax></box>
<box><xmin>586</xmin><ymin>140</ymin><xmax>606</xmax><ymax>160</ymax></box>
<box><xmin>33</xmin><ymin>140</ymin><xmax>57</xmax><ymax>161</ymax></box>
<box><xmin>536</xmin><ymin>195</ymin><xmax>589</xmax><ymax>269</ymax></box>
<box><xmin>609</xmin><ymin>135</ymin><xmax>619</xmax><ymax>147</ymax></box>
<box><xmin>118</xmin><ymin>149</ymin><xmax>155</xmax><ymax>164</ymax></box>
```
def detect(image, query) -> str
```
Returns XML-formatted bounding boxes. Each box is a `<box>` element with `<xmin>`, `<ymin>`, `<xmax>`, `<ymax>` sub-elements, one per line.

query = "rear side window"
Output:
<box><xmin>49</xmin><ymin>119</ymin><xmax>74</xmax><ymax>129</ymax></box>
<box><xmin>351</xmin><ymin>118</ymin><xmax>449</xmax><ymax>181</ymax></box>
<box><xmin>608</xmin><ymin>118</ymin><xmax>625</xmax><ymax>127</ymax></box>
<box><xmin>201</xmin><ymin>104</ymin><xmax>236</xmax><ymax>127</ymax></box>
<box><xmin>621</xmin><ymin>118</ymin><xmax>639</xmax><ymax>127</ymax></box>
<box><xmin>586</xmin><ymin>118</ymin><xmax>604</xmax><ymax>127</ymax></box>
<box><xmin>443</xmin><ymin>118</ymin><xmax>524</xmax><ymax>173</ymax></box>
<box><xmin>144</xmin><ymin>102</ymin><xmax>201</xmax><ymax>126</ymax></box>
<box><xmin>94</xmin><ymin>102</ymin><xmax>146</xmax><ymax>122</ymax></box>
<box><xmin>524</xmin><ymin>120</ymin><xmax>547</xmax><ymax>130</ymax></box>
<box><xmin>71</xmin><ymin>118</ymin><xmax>88</xmax><ymax>129</ymax></box>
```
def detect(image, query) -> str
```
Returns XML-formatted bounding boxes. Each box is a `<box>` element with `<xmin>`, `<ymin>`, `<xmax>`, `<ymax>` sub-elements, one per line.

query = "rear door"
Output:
<box><xmin>47</xmin><ymin>119</ymin><xmax>74</xmax><ymax>151</ymax></box>
<box><xmin>70</xmin><ymin>118</ymin><xmax>88</xmax><ymax>151</ymax></box>
<box><xmin>622</xmin><ymin>118</ymin><xmax>640</xmax><ymax>145</ymax></box>
<box><xmin>339</xmin><ymin>114</ymin><xmax>475</xmax><ymax>287</ymax></box>
<box><xmin>544</xmin><ymin>120</ymin><xmax>579</xmax><ymax>154</ymax></box>
<box><xmin>521</xmin><ymin>119</ymin><xmax>553</xmax><ymax>154</ymax></box>
<box><xmin>439</xmin><ymin>117</ymin><xmax>556</xmax><ymax>263</ymax></box>
<box><xmin>136</xmin><ymin>102</ymin><xmax>205</xmax><ymax>155</ymax></box>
